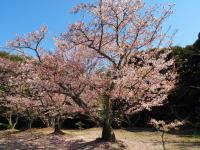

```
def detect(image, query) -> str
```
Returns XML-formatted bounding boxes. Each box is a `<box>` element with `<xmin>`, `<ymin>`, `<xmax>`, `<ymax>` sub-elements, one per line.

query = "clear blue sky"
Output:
<box><xmin>0</xmin><ymin>0</ymin><xmax>200</xmax><ymax>50</ymax></box>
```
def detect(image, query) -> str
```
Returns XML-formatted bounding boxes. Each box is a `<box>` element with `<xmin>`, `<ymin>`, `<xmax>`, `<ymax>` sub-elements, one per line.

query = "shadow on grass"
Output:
<box><xmin>0</xmin><ymin>130</ymin><xmax>73</xmax><ymax>150</ymax></box>
<box><xmin>148</xmin><ymin>137</ymin><xmax>200</xmax><ymax>149</ymax></box>
<box><xmin>0</xmin><ymin>133</ymin><xmax>126</xmax><ymax>150</ymax></box>
<box><xmin>169</xmin><ymin>129</ymin><xmax>200</xmax><ymax>138</ymax></box>
<box><xmin>126</xmin><ymin>127</ymin><xmax>200</xmax><ymax>139</ymax></box>
<box><xmin>125</xmin><ymin>128</ymin><xmax>200</xmax><ymax>149</ymax></box>
<box><xmin>125</xmin><ymin>127</ymin><xmax>155</xmax><ymax>133</ymax></box>
<box><xmin>67</xmin><ymin>139</ymin><xmax>126</xmax><ymax>150</ymax></box>
<box><xmin>176</xmin><ymin>141</ymin><xmax>200</xmax><ymax>149</ymax></box>
<box><xmin>0</xmin><ymin>140</ymin><xmax>40</xmax><ymax>150</ymax></box>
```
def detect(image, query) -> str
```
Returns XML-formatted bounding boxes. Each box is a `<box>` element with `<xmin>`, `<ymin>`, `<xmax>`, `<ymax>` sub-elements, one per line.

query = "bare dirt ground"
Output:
<box><xmin>0</xmin><ymin>128</ymin><xmax>199</xmax><ymax>150</ymax></box>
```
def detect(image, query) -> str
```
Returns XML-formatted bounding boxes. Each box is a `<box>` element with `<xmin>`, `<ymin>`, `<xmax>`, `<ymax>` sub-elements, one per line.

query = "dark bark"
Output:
<box><xmin>101</xmin><ymin>96</ymin><xmax>116</xmax><ymax>142</ymax></box>
<box><xmin>101</xmin><ymin>120</ymin><xmax>116</xmax><ymax>142</ymax></box>
<box><xmin>53</xmin><ymin>116</ymin><xmax>64</xmax><ymax>135</ymax></box>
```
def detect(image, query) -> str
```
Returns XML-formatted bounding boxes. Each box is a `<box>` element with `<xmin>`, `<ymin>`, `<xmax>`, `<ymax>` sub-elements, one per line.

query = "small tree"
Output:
<box><xmin>150</xmin><ymin>119</ymin><xmax>185</xmax><ymax>150</ymax></box>
<box><xmin>75</xmin><ymin>121</ymin><xmax>85</xmax><ymax>136</ymax></box>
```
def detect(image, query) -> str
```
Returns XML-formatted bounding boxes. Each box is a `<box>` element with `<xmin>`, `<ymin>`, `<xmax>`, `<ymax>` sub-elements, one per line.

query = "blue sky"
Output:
<box><xmin>0</xmin><ymin>0</ymin><xmax>200</xmax><ymax>50</ymax></box>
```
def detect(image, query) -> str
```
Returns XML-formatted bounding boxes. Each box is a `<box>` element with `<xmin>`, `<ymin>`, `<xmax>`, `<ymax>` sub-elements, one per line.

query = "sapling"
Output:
<box><xmin>75</xmin><ymin>121</ymin><xmax>85</xmax><ymax>136</ymax></box>
<box><xmin>150</xmin><ymin>119</ymin><xmax>185</xmax><ymax>150</ymax></box>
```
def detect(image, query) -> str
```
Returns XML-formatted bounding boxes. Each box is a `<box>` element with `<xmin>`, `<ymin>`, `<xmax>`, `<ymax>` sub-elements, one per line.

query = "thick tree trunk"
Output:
<box><xmin>101</xmin><ymin>120</ymin><xmax>116</xmax><ymax>142</ymax></box>
<box><xmin>101</xmin><ymin>96</ymin><xmax>116</xmax><ymax>142</ymax></box>
<box><xmin>53</xmin><ymin>116</ymin><xmax>64</xmax><ymax>134</ymax></box>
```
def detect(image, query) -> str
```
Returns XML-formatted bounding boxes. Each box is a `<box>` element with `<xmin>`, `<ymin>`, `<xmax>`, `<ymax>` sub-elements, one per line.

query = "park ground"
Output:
<box><xmin>0</xmin><ymin>128</ymin><xmax>200</xmax><ymax>150</ymax></box>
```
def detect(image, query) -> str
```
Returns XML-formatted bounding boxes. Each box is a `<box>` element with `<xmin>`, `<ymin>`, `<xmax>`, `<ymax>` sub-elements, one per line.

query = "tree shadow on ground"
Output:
<box><xmin>175</xmin><ymin>141</ymin><xmax>200</xmax><ymax>149</ymax></box>
<box><xmin>126</xmin><ymin>127</ymin><xmax>200</xmax><ymax>138</ymax></box>
<box><xmin>125</xmin><ymin>127</ymin><xmax>155</xmax><ymax>133</ymax></box>
<box><xmin>0</xmin><ymin>137</ymin><xmax>41</xmax><ymax>150</ymax></box>
<box><xmin>125</xmin><ymin>128</ymin><xmax>200</xmax><ymax>150</ymax></box>
<box><xmin>67</xmin><ymin>139</ymin><xmax>126</xmax><ymax>150</ymax></box>
<box><xmin>0</xmin><ymin>134</ymin><xmax>126</xmax><ymax>150</ymax></box>
<box><xmin>0</xmin><ymin>132</ymin><xmax>73</xmax><ymax>150</ymax></box>
<box><xmin>148</xmin><ymin>138</ymin><xmax>200</xmax><ymax>150</ymax></box>
<box><xmin>169</xmin><ymin>129</ymin><xmax>200</xmax><ymax>137</ymax></box>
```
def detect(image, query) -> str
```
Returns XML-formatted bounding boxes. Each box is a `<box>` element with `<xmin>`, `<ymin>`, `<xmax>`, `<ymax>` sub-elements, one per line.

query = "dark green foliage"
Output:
<box><xmin>149</xmin><ymin>35</ymin><xmax>200</xmax><ymax>124</ymax></box>
<box><xmin>75</xmin><ymin>121</ymin><xmax>85</xmax><ymax>130</ymax></box>
<box><xmin>62</xmin><ymin>114</ymin><xmax>97</xmax><ymax>129</ymax></box>
<box><xmin>0</xmin><ymin>51</ymin><xmax>23</xmax><ymax>62</ymax></box>
<box><xmin>193</xmin><ymin>33</ymin><xmax>200</xmax><ymax>50</ymax></box>
<box><xmin>169</xmin><ymin>42</ymin><xmax>200</xmax><ymax>122</ymax></box>
<box><xmin>0</xmin><ymin>51</ymin><xmax>9</xmax><ymax>58</ymax></box>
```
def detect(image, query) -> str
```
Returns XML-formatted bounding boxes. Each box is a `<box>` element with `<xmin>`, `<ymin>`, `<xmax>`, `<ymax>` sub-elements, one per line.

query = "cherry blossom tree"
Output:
<box><xmin>0</xmin><ymin>56</ymin><xmax>41</xmax><ymax>129</ymax></box>
<box><xmin>0</xmin><ymin>57</ymin><xmax>21</xmax><ymax>129</ymax></box>
<box><xmin>8</xmin><ymin>27</ymin><xmax>85</xmax><ymax>134</ymax></box>
<box><xmin>56</xmin><ymin>0</ymin><xmax>177</xmax><ymax>141</ymax></box>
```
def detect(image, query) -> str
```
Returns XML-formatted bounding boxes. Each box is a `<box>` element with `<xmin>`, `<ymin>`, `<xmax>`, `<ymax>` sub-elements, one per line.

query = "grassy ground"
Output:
<box><xmin>0</xmin><ymin>128</ymin><xmax>199</xmax><ymax>150</ymax></box>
